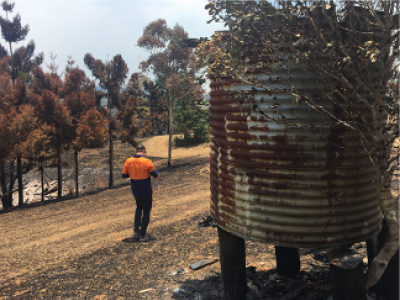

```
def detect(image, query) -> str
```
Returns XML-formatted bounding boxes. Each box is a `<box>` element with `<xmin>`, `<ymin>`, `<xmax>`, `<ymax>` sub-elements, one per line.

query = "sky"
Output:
<box><xmin>5</xmin><ymin>0</ymin><xmax>225</xmax><ymax>85</ymax></box>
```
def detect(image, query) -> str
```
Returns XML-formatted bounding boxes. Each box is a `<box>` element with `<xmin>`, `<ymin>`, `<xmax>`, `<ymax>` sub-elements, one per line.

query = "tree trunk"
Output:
<box><xmin>0</xmin><ymin>161</ymin><xmax>12</xmax><ymax>209</ymax></box>
<box><xmin>7</xmin><ymin>160</ymin><xmax>15</xmax><ymax>206</ymax></box>
<box><xmin>40</xmin><ymin>160</ymin><xmax>44</xmax><ymax>202</ymax></box>
<box><xmin>151</xmin><ymin>106</ymin><xmax>154</xmax><ymax>135</ymax></box>
<box><xmin>368</xmin><ymin>220</ymin><xmax>400</xmax><ymax>300</ymax></box>
<box><xmin>17</xmin><ymin>157</ymin><xmax>23</xmax><ymax>206</ymax></box>
<box><xmin>167</xmin><ymin>107</ymin><xmax>170</xmax><ymax>134</ymax></box>
<box><xmin>365</xmin><ymin>188</ymin><xmax>399</xmax><ymax>290</ymax></box>
<box><xmin>1</xmin><ymin>194</ymin><xmax>12</xmax><ymax>209</ymax></box>
<box><xmin>168</xmin><ymin>104</ymin><xmax>173</xmax><ymax>167</ymax></box>
<box><xmin>57</xmin><ymin>144</ymin><xmax>62</xmax><ymax>199</ymax></box>
<box><xmin>74</xmin><ymin>150</ymin><xmax>79</xmax><ymax>196</ymax></box>
<box><xmin>0</xmin><ymin>161</ymin><xmax>6</xmax><ymax>199</ymax></box>
<box><xmin>109</xmin><ymin>129</ymin><xmax>113</xmax><ymax>188</ymax></box>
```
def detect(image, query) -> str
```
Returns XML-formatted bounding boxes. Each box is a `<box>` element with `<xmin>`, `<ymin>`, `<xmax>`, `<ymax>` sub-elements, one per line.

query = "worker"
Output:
<box><xmin>122</xmin><ymin>144</ymin><xmax>158</xmax><ymax>241</ymax></box>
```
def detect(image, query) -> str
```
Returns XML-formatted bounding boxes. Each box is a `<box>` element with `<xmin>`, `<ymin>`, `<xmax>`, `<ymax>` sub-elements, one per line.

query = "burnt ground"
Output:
<box><xmin>0</xmin><ymin>154</ymin><xmax>365</xmax><ymax>300</ymax></box>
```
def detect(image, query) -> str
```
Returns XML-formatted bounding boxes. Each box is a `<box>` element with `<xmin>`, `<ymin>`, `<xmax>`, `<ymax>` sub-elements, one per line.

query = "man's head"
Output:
<box><xmin>136</xmin><ymin>144</ymin><xmax>146</xmax><ymax>154</ymax></box>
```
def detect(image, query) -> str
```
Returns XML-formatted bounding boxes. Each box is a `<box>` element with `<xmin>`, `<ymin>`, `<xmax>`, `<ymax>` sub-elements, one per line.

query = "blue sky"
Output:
<box><xmin>5</xmin><ymin>0</ymin><xmax>225</xmax><ymax>83</ymax></box>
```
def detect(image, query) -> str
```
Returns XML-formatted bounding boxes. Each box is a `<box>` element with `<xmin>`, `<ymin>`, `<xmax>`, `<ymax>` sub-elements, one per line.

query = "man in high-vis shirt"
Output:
<box><xmin>122</xmin><ymin>144</ymin><xmax>158</xmax><ymax>241</ymax></box>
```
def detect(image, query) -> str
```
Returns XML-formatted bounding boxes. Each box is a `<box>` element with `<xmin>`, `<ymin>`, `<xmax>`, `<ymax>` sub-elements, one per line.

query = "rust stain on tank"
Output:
<box><xmin>271</xmin><ymin>135</ymin><xmax>289</xmax><ymax>144</ymax></box>
<box><xmin>209</xmin><ymin>71</ymin><xmax>380</xmax><ymax>248</ymax></box>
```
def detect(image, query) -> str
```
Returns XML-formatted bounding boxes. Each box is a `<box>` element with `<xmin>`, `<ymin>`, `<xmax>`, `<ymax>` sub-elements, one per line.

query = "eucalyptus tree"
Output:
<box><xmin>138</xmin><ymin>19</ymin><xmax>204</xmax><ymax>166</ymax></box>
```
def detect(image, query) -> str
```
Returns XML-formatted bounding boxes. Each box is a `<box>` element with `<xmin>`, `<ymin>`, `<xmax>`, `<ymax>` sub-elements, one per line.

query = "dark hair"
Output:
<box><xmin>136</xmin><ymin>144</ymin><xmax>146</xmax><ymax>152</ymax></box>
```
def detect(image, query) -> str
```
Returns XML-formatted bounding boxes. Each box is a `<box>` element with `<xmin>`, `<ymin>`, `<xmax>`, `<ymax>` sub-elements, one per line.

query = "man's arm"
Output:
<box><xmin>122</xmin><ymin>160</ymin><xmax>130</xmax><ymax>178</ymax></box>
<box><xmin>148</xmin><ymin>160</ymin><xmax>159</xmax><ymax>178</ymax></box>
<box><xmin>150</xmin><ymin>169</ymin><xmax>159</xmax><ymax>178</ymax></box>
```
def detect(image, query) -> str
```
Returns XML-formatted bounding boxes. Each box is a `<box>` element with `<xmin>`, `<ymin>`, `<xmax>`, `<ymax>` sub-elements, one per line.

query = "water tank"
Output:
<box><xmin>209</xmin><ymin>67</ymin><xmax>381</xmax><ymax>248</ymax></box>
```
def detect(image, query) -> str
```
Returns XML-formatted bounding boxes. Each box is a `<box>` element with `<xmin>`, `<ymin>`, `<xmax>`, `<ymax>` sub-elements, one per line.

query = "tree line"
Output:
<box><xmin>0</xmin><ymin>1</ymin><xmax>207</xmax><ymax>210</ymax></box>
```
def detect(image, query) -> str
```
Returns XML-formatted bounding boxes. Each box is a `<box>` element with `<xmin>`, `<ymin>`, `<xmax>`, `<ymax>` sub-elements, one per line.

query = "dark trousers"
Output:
<box><xmin>134</xmin><ymin>191</ymin><xmax>153</xmax><ymax>236</ymax></box>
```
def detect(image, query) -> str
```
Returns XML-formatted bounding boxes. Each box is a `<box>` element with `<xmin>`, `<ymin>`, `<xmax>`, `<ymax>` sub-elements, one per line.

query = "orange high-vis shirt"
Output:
<box><xmin>122</xmin><ymin>156</ymin><xmax>155</xmax><ymax>180</ymax></box>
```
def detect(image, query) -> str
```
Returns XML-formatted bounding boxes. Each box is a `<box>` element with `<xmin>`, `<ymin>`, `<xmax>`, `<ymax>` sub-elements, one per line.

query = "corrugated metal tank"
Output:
<box><xmin>209</xmin><ymin>67</ymin><xmax>381</xmax><ymax>248</ymax></box>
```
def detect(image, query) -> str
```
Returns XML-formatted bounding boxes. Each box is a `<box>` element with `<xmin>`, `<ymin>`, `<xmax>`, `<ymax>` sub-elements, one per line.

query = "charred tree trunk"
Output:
<box><xmin>6</xmin><ymin>160</ymin><xmax>16</xmax><ymax>207</ymax></box>
<box><xmin>0</xmin><ymin>193</ymin><xmax>13</xmax><ymax>208</ymax></box>
<box><xmin>218</xmin><ymin>227</ymin><xmax>247</xmax><ymax>300</ymax></box>
<box><xmin>40</xmin><ymin>160</ymin><xmax>44</xmax><ymax>202</ymax></box>
<box><xmin>0</xmin><ymin>161</ymin><xmax>12</xmax><ymax>209</ymax></box>
<box><xmin>109</xmin><ymin>129</ymin><xmax>113</xmax><ymax>188</ymax></box>
<box><xmin>74</xmin><ymin>150</ymin><xmax>79</xmax><ymax>196</ymax></box>
<box><xmin>1</xmin><ymin>194</ymin><xmax>12</xmax><ymax>209</ymax></box>
<box><xmin>1</xmin><ymin>171</ymin><xmax>13</xmax><ymax>209</ymax></box>
<box><xmin>17</xmin><ymin>157</ymin><xmax>23</xmax><ymax>206</ymax></box>
<box><xmin>168</xmin><ymin>104</ymin><xmax>173</xmax><ymax>167</ymax></box>
<box><xmin>1</xmin><ymin>161</ymin><xmax>16</xmax><ymax>209</ymax></box>
<box><xmin>57</xmin><ymin>144</ymin><xmax>62</xmax><ymax>199</ymax></box>
<box><xmin>151</xmin><ymin>106</ymin><xmax>154</xmax><ymax>135</ymax></box>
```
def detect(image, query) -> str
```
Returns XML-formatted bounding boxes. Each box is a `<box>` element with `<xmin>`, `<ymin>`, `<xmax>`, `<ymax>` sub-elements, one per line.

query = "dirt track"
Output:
<box><xmin>142</xmin><ymin>135</ymin><xmax>210</xmax><ymax>159</ymax></box>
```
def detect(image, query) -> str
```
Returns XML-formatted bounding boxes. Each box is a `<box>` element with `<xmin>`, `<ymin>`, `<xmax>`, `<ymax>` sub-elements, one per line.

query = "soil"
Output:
<box><xmin>0</xmin><ymin>135</ymin><xmax>368</xmax><ymax>299</ymax></box>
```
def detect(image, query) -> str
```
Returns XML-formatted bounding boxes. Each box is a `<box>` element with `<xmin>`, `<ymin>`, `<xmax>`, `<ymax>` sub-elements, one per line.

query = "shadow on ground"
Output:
<box><xmin>170</xmin><ymin>268</ymin><xmax>331</xmax><ymax>300</ymax></box>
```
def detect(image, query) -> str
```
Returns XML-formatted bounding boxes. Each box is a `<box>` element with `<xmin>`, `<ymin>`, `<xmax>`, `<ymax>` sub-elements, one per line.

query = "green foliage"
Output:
<box><xmin>174</xmin><ymin>98</ymin><xmax>209</xmax><ymax>146</ymax></box>
<box><xmin>17</xmin><ymin>70</ymin><xmax>32</xmax><ymax>83</ymax></box>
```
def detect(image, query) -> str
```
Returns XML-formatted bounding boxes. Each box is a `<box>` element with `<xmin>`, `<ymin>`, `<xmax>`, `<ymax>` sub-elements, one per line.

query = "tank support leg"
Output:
<box><xmin>275</xmin><ymin>246</ymin><xmax>300</xmax><ymax>275</ymax></box>
<box><xmin>330</xmin><ymin>253</ymin><xmax>366</xmax><ymax>300</ymax></box>
<box><xmin>218</xmin><ymin>227</ymin><xmax>247</xmax><ymax>300</ymax></box>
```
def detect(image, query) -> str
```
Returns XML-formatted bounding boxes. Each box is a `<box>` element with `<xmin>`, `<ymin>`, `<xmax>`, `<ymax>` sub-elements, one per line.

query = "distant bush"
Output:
<box><xmin>174</xmin><ymin>134</ymin><xmax>210</xmax><ymax>147</ymax></box>
<box><xmin>174</xmin><ymin>98</ymin><xmax>210</xmax><ymax>147</ymax></box>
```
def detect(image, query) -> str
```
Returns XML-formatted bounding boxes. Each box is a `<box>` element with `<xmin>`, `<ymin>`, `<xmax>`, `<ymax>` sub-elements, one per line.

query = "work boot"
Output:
<box><xmin>139</xmin><ymin>234</ymin><xmax>150</xmax><ymax>242</ymax></box>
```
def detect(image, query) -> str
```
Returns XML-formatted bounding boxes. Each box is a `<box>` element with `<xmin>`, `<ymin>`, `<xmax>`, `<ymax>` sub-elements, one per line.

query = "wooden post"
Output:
<box><xmin>275</xmin><ymin>246</ymin><xmax>300</xmax><ymax>276</ymax></box>
<box><xmin>218</xmin><ymin>227</ymin><xmax>247</xmax><ymax>300</ymax></box>
<box><xmin>330</xmin><ymin>252</ymin><xmax>367</xmax><ymax>300</ymax></box>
